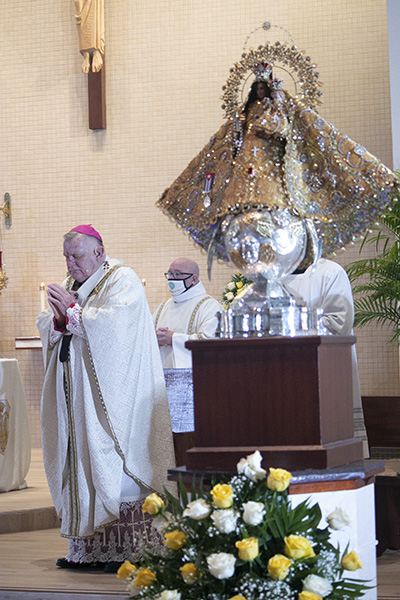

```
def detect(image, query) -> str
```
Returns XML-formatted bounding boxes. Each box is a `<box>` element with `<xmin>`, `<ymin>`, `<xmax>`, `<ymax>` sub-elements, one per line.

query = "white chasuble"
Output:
<box><xmin>37</xmin><ymin>259</ymin><xmax>175</xmax><ymax>539</ymax></box>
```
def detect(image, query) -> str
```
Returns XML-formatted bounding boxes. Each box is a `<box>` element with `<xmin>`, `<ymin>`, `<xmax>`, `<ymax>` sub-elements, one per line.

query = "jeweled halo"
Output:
<box><xmin>221</xmin><ymin>42</ymin><xmax>323</xmax><ymax>122</ymax></box>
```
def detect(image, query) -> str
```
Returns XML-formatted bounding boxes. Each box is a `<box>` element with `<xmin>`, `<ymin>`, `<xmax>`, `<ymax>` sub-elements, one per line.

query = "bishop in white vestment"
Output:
<box><xmin>37</xmin><ymin>225</ymin><xmax>175</xmax><ymax>568</ymax></box>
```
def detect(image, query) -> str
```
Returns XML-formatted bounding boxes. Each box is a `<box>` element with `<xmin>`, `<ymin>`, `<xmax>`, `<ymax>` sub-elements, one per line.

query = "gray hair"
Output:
<box><xmin>63</xmin><ymin>231</ymin><xmax>104</xmax><ymax>247</ymax></box>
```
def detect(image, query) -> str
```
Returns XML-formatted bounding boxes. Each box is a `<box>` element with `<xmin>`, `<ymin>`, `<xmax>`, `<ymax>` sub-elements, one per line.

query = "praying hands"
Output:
<box><xmin>47</xmin><ymin>283</ymin><xmax>76</xmax><ymax>329</ymax></box>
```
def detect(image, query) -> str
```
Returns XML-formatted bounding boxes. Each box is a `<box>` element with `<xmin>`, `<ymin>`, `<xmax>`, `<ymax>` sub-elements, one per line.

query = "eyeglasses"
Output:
<box><xmin>164</xmin><ymin>271</ymin><xmax>193</xmax><ymax>280</ymax></box>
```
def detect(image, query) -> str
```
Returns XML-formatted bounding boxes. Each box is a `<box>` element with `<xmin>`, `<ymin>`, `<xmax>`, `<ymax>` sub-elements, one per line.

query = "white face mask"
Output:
<box><xmin>168</xmin><ymin>279</ymin><xmax>188</xmax><ymax>297</ymax></box>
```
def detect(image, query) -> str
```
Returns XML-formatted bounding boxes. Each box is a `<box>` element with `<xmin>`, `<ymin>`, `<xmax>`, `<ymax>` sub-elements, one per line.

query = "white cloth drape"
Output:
<box><xmin>0</xmin><ymin>359</ymin><xmax>31</xmax><ymax>492</ymax></box>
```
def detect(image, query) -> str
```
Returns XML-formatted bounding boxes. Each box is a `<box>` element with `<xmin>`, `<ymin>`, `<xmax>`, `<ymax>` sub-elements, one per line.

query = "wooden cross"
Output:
<box><xmin>88</xmin><ymin>55</ymin><xmax>106</xmax><ymax>130</ymax></box>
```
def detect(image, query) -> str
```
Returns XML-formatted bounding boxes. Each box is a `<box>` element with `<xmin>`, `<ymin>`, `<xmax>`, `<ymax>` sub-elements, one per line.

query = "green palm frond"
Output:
<box><xmin>352</xmin><ymin>275</ymin><xmax>400</xmax><ymax>294</ymax></box>
<box><xmin>381</xmin><ymin>202</ymin><xmax>400</xmax><ymax>238</ymax></box>
<box><xmin>353</xmin><ymin>297</ymin><xmax>400</xmax><ymax>339</ymax></box>
<box><xmin>346</xmin><ymin>256</ymin><xmax>392</xmax><ymax>281</ymax></box>
<box><xmin>345</xmin><ymin>182</ymin><xmax>400</xmax><ymax>339</ymax></box>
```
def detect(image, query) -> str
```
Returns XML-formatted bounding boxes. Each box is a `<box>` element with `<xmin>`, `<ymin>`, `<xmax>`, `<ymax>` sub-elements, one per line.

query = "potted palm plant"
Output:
<box><xmin>345</xmin><ymin>189</ymin><xmax>400</xmax><ymax>341</ymax></box>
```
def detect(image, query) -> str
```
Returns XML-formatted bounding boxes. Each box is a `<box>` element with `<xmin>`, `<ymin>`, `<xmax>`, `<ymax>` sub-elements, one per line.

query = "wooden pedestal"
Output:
<box><xmin>185</xmin><ymin>336</ymin><xmax>363</xmax><ymax>471</ymax></box>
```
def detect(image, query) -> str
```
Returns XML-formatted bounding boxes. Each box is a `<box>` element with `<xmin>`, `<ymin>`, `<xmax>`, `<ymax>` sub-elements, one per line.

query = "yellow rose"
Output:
<box><xmin>142</xmin><ymin>493</ymin><xmax>165</xmax><ymax>515</ymax></box>
<box><xmin>235</xmin><ymin>537</ymin><xmax>259</xmax><ymax>561</ymax></box>
<box><xmin>116</xmin><ymin>560</ymin><xmax>137</xmax><ymax>579</ymax></box>
<box><xmin>236</xmin><ymin>281</ymin><xmax>243</xmax><ymax>289</ymax></box>
<box><xmin>299</xmin><ymin>592</ymin><xmax>322</xmax><ymax>600</ymax></box>
<box><xmin>267</xmin><ymin>468</ymin><xmax>292</xmax><ymax>492</ymax></box>
<box><xmin>132</xmin><ymin>567</ymin><xmax>156</xmax><ymax>588</ymax></box>
<box><xmin>163</xmin><ymin>530</ymin><xmax>187</xmax><ymax>550</ymax></box>
<box><xmin>284</xmin><ymin>535</ymin><xmax>315</xmax><ymax>559</ymax></box>
<box><xmin>180</xmin><ymin>562</ymin><xmax>198</xmax><ymax>584</ymax></box>
<box><xmin>342</xmin><ymin>551</ymin><xmax>362</xmax><ymax>571</ymax></box>
<box><xmin>267</xmin><ymin>554</ymin><xmax>292</xmax><ymax>580</ymax></box>
<box><xmin>228</xmin><ymin>596</ymin><xmax>247</xmax><ymax>600</ymax></box>
<box><xmin>211</xmin><ymin>483</ymin><xmax>233</xmax><ymax>509</ymax></box>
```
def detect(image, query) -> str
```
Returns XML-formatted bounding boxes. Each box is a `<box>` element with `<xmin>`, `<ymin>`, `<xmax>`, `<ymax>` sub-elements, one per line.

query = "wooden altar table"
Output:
<box><xmin>185</xmin><ymin>336</ymin><xmax>363</xmax><ymax>471</ymax></box>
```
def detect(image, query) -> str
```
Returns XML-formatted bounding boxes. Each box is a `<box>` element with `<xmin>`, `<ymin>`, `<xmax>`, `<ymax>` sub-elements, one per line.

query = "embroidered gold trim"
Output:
<box><xmin>0</xmin><ymin>399</ymin><xmax>10</xmax><ymax>455</ymax></box>
<box><xmin>64</xmin><ymin>361</ymin><xmax>81</xmax><ymax>537</ymax></box>
<box><xmin>65</xmin><ymin>275</ymin><xmax>74</xmax><ymax>292</ymax></box>
<box><xmin>187</xmin><ymin>296</ymin><xmax>212</xmax><ymax>335</ymax></box>
<box><xmin>60</xmin><ymin>519</ymin><xmax>121</xmax><ymax>540</ymax></box>
<box><xmin>154</xmin><ymin>299</ymin><xmax>168</xmax><ymax>329</ymax></box>
<box><xmin>87</xmin><ymin>264</ymin><xmax>122</xmax><ymax>299</ymax></box>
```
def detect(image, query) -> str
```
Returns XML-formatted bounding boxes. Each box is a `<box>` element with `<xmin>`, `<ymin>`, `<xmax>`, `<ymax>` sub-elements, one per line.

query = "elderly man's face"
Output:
<box><xmin>64</xmin><ymin>235</ymin><xmax>104</xmax><ymax>283</ymax></box>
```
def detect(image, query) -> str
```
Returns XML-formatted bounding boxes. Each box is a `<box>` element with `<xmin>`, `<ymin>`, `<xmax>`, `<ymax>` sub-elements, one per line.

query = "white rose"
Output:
<box><xmin>327</xmin><ymin>507</ymin><xmax>351</xmax><ymax>530</ymax></box>
<box><xmin>156</xmin><ymin>591</ymin><xmax>182</xmax><ymax>600</ymax></box>
<box><xmin>226</xmin><ymin>291</ymin><xmax>234</xmax><ymax>301</ymax></box>
<box><xmin>237</xmin><ymin>450</ymin><xmax>267</xmax><ymax>481</ymax></box>
<box><xmin>227</xmin><ymin>282</ymin><xmax>236</xmax><ymax>291</ymax></box>
<box><xmin>242</xmin><ymin>501</ymin><xmax>265</xmax><ymax>526</ymax></box>
<box><xmin>151</xmin><ymin>513</ymin><xmax>172</xmax><ymax>533</ymax></box>
<box><xmin>182</xmin><ymin>498</ymin><xmax>211</xmax><ymax>520</ymax></box>
<box><xmin>211</xmin><ymin>509</ymin><xmax>239</xmax><ymax>533</ymax></box>
<box><xmin>303</xmin><ymin>574</ymin><xmax>333</xmax><ymax>597</ymax></box>
<box><xmin>246</xmin><ymin>450</ymin><xmax>264</xmax><ymax>471</ymax></box>
<box><xmin>206</xmin><ymin>552</ymin><xmax>236</xmax><ymax>579</ymax></box>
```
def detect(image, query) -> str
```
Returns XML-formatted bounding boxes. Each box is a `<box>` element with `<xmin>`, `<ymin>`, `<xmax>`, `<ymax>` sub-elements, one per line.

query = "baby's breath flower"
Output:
<box><xmin>122</xmin><ymin>452</ymin><xmax>368</xmax><ymax>600</ymax></box>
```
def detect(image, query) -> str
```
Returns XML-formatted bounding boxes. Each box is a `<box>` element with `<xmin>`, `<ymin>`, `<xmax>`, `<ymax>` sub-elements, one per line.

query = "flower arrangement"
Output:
<box><xmin>117</xmin><ymin>451</ymin><xmax>369</xmax><ymax>600</ymax></box>
<box><xmin>222</xmin><ymin>272</ymin><xmax>253</xmax><ymax>309</ymax></box>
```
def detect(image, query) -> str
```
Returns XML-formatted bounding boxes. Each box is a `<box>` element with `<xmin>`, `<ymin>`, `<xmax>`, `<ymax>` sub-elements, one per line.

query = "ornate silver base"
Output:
<box><xmin>216</xmin><ymin>302</ymin><xmax>327</xmax><ymax>338</ymax></box>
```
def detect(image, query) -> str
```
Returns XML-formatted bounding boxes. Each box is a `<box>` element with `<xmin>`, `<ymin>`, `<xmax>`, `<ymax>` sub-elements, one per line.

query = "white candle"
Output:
<box><xmin>40</xmin><ymin>282</ymin><xmax>46</xmax><ymax>312</ymax></box>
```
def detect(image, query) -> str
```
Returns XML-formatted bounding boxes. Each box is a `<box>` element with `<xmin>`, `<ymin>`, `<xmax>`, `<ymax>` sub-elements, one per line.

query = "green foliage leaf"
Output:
<box><xmin>221</xmin><ymin>271</ymin><xmax>253</xmax><ymax>306</ymax></box>
<box><xmin>345</xmin><ymin>187</ymin><xmax>400</xmax><ymax>340</ymax></box>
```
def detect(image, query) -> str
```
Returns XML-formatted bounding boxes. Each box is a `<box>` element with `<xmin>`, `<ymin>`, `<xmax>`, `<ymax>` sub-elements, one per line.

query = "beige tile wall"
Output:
<box><xmin>0</xmin><ymin>0</ymin><xmax>398</xmax><ymax>447</ymax></box>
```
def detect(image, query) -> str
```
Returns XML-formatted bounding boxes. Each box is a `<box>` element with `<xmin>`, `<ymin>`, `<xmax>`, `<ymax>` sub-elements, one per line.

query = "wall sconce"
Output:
<box><xmin>1</xmin><ymin>193</ymin><xmax>12</xmax><ymax>228</ymax></box>
<box><xmin>0</xmin><ymin>193</ymin><xmax>12</xmax><ymax>295</ymax></box>
<box><xmin>0</xmin><ymin>251</ymin><xmax>7</xmax><ymax>295</ymax></box>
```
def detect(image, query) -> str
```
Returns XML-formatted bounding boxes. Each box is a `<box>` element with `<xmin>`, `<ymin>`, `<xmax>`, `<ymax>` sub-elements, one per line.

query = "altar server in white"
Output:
<box><xmin>283</xmin><ymin>258</ymin><xmax>369</xmax><ymax>458</ymax></box>
<box><xmin>37</xmin><ymin>225</ymin><xmax>175</xmax><ymax>569</ymax></box>
<box><xmin>153</xmin><ymin>257</ymin><xmax>223</xmax><ymax>368</ymax></box>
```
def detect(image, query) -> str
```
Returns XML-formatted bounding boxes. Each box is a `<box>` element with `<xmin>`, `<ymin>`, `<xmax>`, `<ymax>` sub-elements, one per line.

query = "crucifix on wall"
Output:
<box><xmin>74</xmin><ymin>0</ymin><xmax>106</xmax><ymax>130</ymax></box>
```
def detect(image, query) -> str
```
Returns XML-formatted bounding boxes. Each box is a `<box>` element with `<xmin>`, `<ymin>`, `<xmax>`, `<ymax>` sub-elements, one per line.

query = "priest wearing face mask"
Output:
<box><xmin>153</xmin><ymin>257</ymin><xmax>223</xmax><ymax>368</ymax></box>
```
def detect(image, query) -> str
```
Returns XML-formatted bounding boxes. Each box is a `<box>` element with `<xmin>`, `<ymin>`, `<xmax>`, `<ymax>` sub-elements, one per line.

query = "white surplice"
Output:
<box><xmin>153</xmin><ymin>282</ymin><xmax>223</xmax><ymax>368</ymax></box>
<box><xmin>37</xmin><ymin>258</ymin><xmax>175</xmax><ymax>539</ymax></box>
<box><xmin>283</xmin><ymin>258</ymin><xmax>370</xmax><ymax>458</ymax></box>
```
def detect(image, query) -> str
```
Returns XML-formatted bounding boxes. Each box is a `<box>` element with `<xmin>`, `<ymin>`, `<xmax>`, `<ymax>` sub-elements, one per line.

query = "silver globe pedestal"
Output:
<box><xmin>219</xmin><ymin>209</ymin><xmax>325</xmax><ymax>337</ymax></box>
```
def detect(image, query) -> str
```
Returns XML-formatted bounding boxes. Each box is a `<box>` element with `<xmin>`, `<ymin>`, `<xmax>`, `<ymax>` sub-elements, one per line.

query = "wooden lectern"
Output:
<box><xmin>185</xmin><ymin>336</ymin><xmax>363</xmax><ymax>471</ymax></box>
